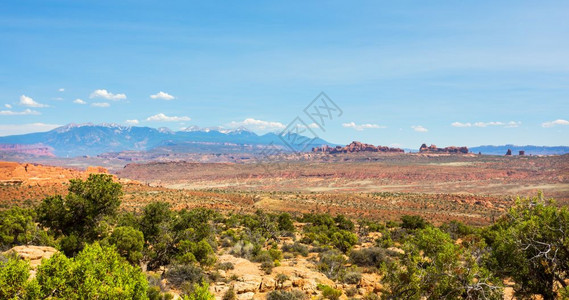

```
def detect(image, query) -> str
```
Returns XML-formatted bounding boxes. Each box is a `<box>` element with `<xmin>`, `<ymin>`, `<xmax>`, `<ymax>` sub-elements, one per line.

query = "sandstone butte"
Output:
<box><xmin>419</xmin><ymin>143</ymin><xmax>469</xmax><ymax>154</ymax></box>
<box><xmin>312</xmin><ymin>141</ymin><xmax>404</xmax><ymax>154</ymax></box>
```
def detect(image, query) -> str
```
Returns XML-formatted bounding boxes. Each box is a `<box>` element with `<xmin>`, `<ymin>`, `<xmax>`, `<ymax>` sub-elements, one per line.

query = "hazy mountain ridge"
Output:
<box><xmin>0</xmin><ymin>123</ymin><xmax>334</xmax><ymax>157</ymax></box>
<box><xmin>469</xmin><ymin>145</ymin><xmax>569</xmax><ymax>155</ymax></box>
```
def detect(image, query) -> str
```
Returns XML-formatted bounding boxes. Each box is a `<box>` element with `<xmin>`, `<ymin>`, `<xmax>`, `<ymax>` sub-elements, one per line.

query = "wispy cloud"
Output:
<box><xmin>412</xmin><ymin>125</ymin><xmax>428</xmax><ymax>132</ymax></box>
<box><xmin>146</xmin><ymin>113</ymin><xmax>191</xmax><ymax>122</ymax></box>
<box><xmin>452</xmin><ymin>121</ymin><xmax>521</xmax><ymax>128</ymax></box>
<box><xmin>89</xmin><ymin>89</ymin><xmax>126</xmax><ymax>101</ymax></box>
<box><xmin>19</xmin><ymin>95</ymin><xmax>49</xmax><ymax>108</ymax></box>
<box><xmin>542</xmin><ymin>119</ymin><xmax>569</xmax><ymax>128</ymax></box>
<box><xmin>0</xmin><ymin>123</ymin><xmax>61</xmax><ymax>136</ymax></box>
<box><xmin>58</xmin><ymin>88</ymin><xmax>65</xmax><ymax>92</ymax></box>
<box><xmin>4</xmin><ymin>104</ymin><xmax>12</xmax><ymax>109</ymax></box>
<box><xmin>73</xmin><ymin>99</ymin><xmax>86</xmax><ymax>105</ymax></box>
<box><xmin>474</xmin><ymin>121</ymin><xmax>505</xmax><ymax>127</ymax></box>
<box><xmin>0</xmin><ymin>109</ymin><xmax>41</xmax><ymax>116</ymax></box>
<box><xmin>342</xmin><ymin>122</ymin><xmax>385</xmax><ymax>131</ymax></box>
<box><xmin>150</xmin><ymin>91</ymin><xmax>175</xmax><ymax>100</ymax></box>
<box><xmin>504</xmin><ymin>121</ymin><xmax>522</xmax><ymax>128</ymax></box>
<box><xmin>91</xmin><ymin>102</ymin><xmax>110</xmax><ymax>108</ymax></box>
<box><xmin>451</xmin><ymin>122</ymin><xmax>472</xmax><ymax>128</ymax></box>
<box><xmin>125</xmin><ymin>119</ymin><xmax>139</xmax><ymax>125</ymax></box>
<box><xmin>227</xmin><ymin>118</ymin><xmax>285</xmax><ymax>131</ymax></box>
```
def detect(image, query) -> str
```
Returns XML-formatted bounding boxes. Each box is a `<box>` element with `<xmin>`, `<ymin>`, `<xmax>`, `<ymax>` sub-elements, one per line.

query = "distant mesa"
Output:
<box><xmin>312</xmin><ymin>141</ymin><xmax>404</xmax><ymax>154</ymax></box>
<box><xmin>505</xmin><ymin>149</ymin><xmax>512</xmax><ymax>156</ymax></box>
<box><xmin>0</xmin><ymin>143</ymin><xmax>54</xmax><ymax>157</ymax></box>
<box><xmin>419</xmin><ymin>143</ymin><xmax>469</xmax><ymax>154</ymax></box>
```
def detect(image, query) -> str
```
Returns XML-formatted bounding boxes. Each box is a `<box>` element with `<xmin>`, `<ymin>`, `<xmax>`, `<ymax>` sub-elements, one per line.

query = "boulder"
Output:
<box><xmin>3</xmin><ymin>245</ymin><xmax>58</xmax><ymax>269</ymax></box>
<box><xmin>237</xmin><ymin>292</ymin><xmax>255</xmax><ymax>300</ymax></box>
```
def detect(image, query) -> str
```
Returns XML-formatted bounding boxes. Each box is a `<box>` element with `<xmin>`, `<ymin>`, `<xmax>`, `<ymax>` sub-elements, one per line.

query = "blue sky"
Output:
<box><xmin>1</xmin><ymin>0</ymin><xmax>568</xmax><ymax>148</ymax></box>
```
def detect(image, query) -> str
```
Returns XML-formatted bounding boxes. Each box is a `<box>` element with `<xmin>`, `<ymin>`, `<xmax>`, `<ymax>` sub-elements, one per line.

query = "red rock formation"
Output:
<box><xmin>0</xmin><ymin>144</ymin><xmax>54</xmax><ymax>157</ymax></box>
<box><xmin>419</xmin><ymin>144</ymin><xmax>468</xmax><ymax>154</ymax></box>
<box><xmin>0</xmin><ymin>161</ymin><xmax>134</xmax><ymax>186</ymax></box>
<box><xmin>86</xmin><ymin>166</ymin><xmax>109</xmax><ymax>174</ymax></box>
<box><xmin>312</xmin><ymin>141</ymin><xmax>404</xmax><ymax>154</ymax></box>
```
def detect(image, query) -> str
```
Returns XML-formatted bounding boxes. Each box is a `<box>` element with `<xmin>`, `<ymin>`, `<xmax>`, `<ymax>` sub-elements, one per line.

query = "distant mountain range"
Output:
<box><xmin>0</xmin><ymin>123</ymin><xmax>335</xmax><ymax>157</ymax></box>
<box><xmin>469</xmin><ymin>145</ymin><xmax>569</xmax><ymax>156</ymax></box>
<box><xmin>0</xmin><ymin>124</ymin><xmax>567</xmax><ymax>157</ymax></box>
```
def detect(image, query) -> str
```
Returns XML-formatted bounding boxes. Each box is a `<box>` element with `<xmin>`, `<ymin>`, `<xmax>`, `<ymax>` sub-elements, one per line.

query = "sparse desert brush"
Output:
<box><xmin>267</xmin><ymin>290</ymin><xmax>307</xmax><ymax>300</ymax></box>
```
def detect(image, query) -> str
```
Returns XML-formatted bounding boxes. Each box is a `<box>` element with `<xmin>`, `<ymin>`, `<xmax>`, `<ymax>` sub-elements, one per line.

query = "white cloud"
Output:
<box><xmin>91</xmin><ymin>102</ymin><xmax>110</xmax><ymax>108</ymax></box>
<box><xmin>505</xmin><ymin>121</ymin><xmax>522</xmax><ymax>128</ymax></box>
<box><xmin>228</xmin><ymin>118</ymin><xmax>285</xmax><ymax>131</ymax></box>
<box><xmin>150</xmin><ymin>91</ymin><xmax>175</xmax><ymax>100</ymax></box>
<box><xmin>474</xmin><ymin>121</ymin><xmax>504</xmax><ymax>127</ymax></box>
<box><xmin>0</xmin><ymin>109</ymin><xmax>41</xmax><ymax>116</ymax></box>
<box><xmin>19</xmin><ymin>95</ymin><xmax>49</xmax><ymax>108</ymax></box>
<box><xmin>146</xmin><ymin>113</ymin><xmax>191</xmax><ymax>122</ymax></box>
<box><xmin>73</xmin><ymin>99</ymin><xmax>86</xmax><ymax>105</ymax></box>
<box><xmin>58</xmin><ymin>88</ymin><xmax>65</xmax><ymax>92</ymax></box>
<box><xmin>342</xmin><ymin>122</ymin><xmax>385</xmax><ymax>131</ymax></box>
<box><xmin>542</xmin><ymin>119</ymin><xmax>569</xmax><ymax>128</ymax></box>
<box><xmin>452</xmin><ymin>121</ymin><xmax>521</xmax><ymax>128</ymax></box>
<box><xmin>412</xmin><ymin>125</ymin><xmax>428</xmax><ymax>132</ymax></box>
<box><xmin>89</xmin><ymin>89</ymin><xmax>126</xmax><ymax>100</ymax></box>
<box><xmin>125</xmin><ymin>119</ymin><xmax>139</xmax><ymax>125</ymax></box>
<box><xmin>0</xmin><ymin>123</ymin><xmax>61</xmax><ymax>136</ymax></box>
<box><xmin>4</xmin><ymin>104</ymin><xmax>12</xmax><ymax>109</ymax></box>
<box><xmin>451</xmin><ymin>122</ymin><xmax>472</xmax><ymax>128</ymax></box>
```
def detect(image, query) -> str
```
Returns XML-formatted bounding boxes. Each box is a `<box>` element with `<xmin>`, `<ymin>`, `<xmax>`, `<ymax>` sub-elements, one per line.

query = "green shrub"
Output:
<box><xmin>31</xmin><ymin>242</ymin><xmax>148</xmax><ymax>299</ymax></box>
<box><xmin>222</xmin><ymin>286</ymin><xmax>236</xmax><ymax>300</ymax></box>
<box><xmin>0</xmin><ymin>253</ymin><xmax>30</xmax><ymax>299</ymax></box>
<box><xmin>349</xmin><ymin>247</ymin><xmax>388</xmax><ymax>268</ymax></box>
<box><xmin>362</xmin><ymin>292</ymin><xmax>379</xmax><ymax>300</ymax></box>
<box><xmin>302</xmin><ymin>214</ymin><xmax>357</xmax><ymax>253</ymax></box>
<box><xmin>267</xmin><ymin>289</ymin><xmax>306</xmax><ymax>300</ymax></box>
<box><xmin>317</xmin><ymin>284</ymin><xmax>342</xmax><ymax>300</ymax></box>
<box><xmin>440</xmin><ymin>220</ymin><xmax>474</xmax><ymax>239</ymax></box>
<box><xmin>317</xmin><ymin>250</ymin><xmax>347</xmax><ymax>281</ymax></box>
<box><xmin>276</xmin><ymin>273</ymin><xmax>289</xmax><ymax>288</ymax></box>
<box><xmin>165</xmin><ymin>263</ymin><xmax>205</xmax><ymax>288</ymax></box>
<box><xmin>109</xmin><ymin>226</ymin><xmax>144</xmax><ymax>264</ymax></box>
<box><xmin>343</xmin><ymin>271</ymin><xmax>362</xmax><ymax>284</ymax></box>
<box><xmin>0</xmin><ymin>207</ymin><xmax>53</xmax><ymax>249</ymax></box>
<box><xmin>277</xmin><ymin>213</ymin><xmax>295</xmax><ymax>232</ymax></box>
<box><xmin>36</xmin><ymin>174</ymin><xmax>122</xmax><ymax>256</ymax></box>
<box><xmin>260</xmin><ymin>261</ymin><xmax>274</xmax><ymax>274</ymax></box>
<box><xmin>345</xmin><ymin>287</ymin><xmax>358</xmax><ymax>297</ymax></box>
<box><xmin>183</xmin><ymin>280</ymin><xmax>215</xmax><ymax>300</ymax></box>
<box><xmin>400</xmin><ymin>215</ymin><xmax>428</xmax><ymax>230</ymax></box>
<box><xmin>281</xmin><ymin>242</ymin><xmax>309</xmax><ymax>257</ymax></box>
<box><xmin>217</xmin><ymin>262</ymin><xmax>234</xmax><ymax>271</ymax></box>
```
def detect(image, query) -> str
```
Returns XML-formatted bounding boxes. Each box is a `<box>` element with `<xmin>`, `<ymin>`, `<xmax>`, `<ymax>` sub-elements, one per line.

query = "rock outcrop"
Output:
<box><xmin>312</xmin><ymin>141</ymin><xmax>404</xmax><ymax>154</ymax></box>
<box><xmin>3</xmin><ymin>245</ymin><xmax>58</xmax><ymax>269</ymax></box>
<box><xmin>0</xmin><ymin>161</ymin><xmax>138</xmax><ymax>186</ymax></box>
<box><xmin>419</xmin><ymin>144</ymin><xmax>468</xmax><ymax>154</ymax></box>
